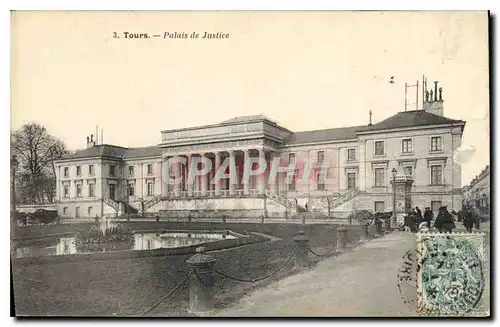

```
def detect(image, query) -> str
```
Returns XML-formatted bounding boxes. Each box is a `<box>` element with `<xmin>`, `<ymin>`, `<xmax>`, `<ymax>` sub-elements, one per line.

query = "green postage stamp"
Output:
<box><xmin>416</xmin><ymin>232</ymin><xmax>488</xmax><ymax>317</ymax></box>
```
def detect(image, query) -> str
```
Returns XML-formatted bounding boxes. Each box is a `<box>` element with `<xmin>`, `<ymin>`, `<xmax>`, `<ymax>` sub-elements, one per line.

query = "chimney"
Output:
<box><xmin>423</xmin><ymin>80</ymin><xmax>444</xmax><ymax>116</ymax></box>
<box><xmin>87</xmin><ymin>134</ymin><xmax>96</xmax><ymax>148</ymax></box>
<box><xmin>368</xmin><ymin>110</ymin><xmax>373</xmax><ymax>126</ymax></box>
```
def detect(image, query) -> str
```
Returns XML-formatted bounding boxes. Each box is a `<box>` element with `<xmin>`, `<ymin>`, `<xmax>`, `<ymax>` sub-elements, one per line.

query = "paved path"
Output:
<box><xmin>216</xmin><ymin>231</ymin><xmax>418</xmax><ymax>317</ymax></box>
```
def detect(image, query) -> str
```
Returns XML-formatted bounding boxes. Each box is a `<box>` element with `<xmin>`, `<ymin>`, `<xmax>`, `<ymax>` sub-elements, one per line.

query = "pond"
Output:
<box><xmin>13</xmin><ymin>230</ymin><xmax>239</xmax><ymax>259</ymax></box>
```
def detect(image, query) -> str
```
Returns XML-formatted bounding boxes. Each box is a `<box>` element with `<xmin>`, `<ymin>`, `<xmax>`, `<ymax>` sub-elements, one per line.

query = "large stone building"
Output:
<box><xmin>462</xmin><ymin>165</ymin><xmax>490</xmax><ymax>215</ymax></box>
<box><xmin>54</xmin><ymin>82</ymin><xmax>465</xmax><ymax>220</ymax></box>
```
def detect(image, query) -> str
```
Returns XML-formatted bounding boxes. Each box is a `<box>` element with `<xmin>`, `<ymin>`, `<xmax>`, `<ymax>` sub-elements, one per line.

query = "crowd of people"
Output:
<box><xmin>402</xmin><ymin>205</ymin><xmax>482</xmax><ymax>233</ymax></box>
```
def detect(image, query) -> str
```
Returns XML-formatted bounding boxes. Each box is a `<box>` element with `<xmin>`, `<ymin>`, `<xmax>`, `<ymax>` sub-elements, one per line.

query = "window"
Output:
<box><xmin>76</xmin><ymin>166</ymin><xmax>81</xmax><ymax>176</ymax></box>
<box><xmin>402</xmin><ymin>139</ymin><xmax>413</xmax><ymax>153</ymax></box>
<box><xmin>147</xmin><ymin>182</ymin><xmax>154</xmax><ymax>196</ymax></box>
<box><xmin>64</xmin><ymin>167</ymin><xmax>69</xmax><ymax>177</ymax></box>
<box><xmin>88</xmin><ymin>183</ymin><xmax>95</xmax><ymax>197</ymax></box>
<box><xmin>317</xmin><ymin>151</ymin><xmax>325</xmax><ymax>163</ymax></box>
<box><xmin>147</xmin><ymin>240</ymin><xmax>153</xmax><ymax>250</ymax></box>
<box><xmin>347</xmin><ymin>149</ymin><xmax>356</xmax><ymax>161</ymax></box>
<box><xmin>109</xmin><ymin>184</ymin><xmax>116</xmax><ymax>200</ymax></box>
<box><xmin>374</xmin><ymin>141</ymin><xmax>385</xmax><ymax>156</ymax></box>
<box><xmin>404</xmin><ymin>166</ymin><xmax>413</xmax><ymax>176</ymax></box>
<box><xmin>129</xmin><ymin>165</ymin><xmax>134</xmax><ymax>176</ymax></box>
<box><xmin>128</xmin><ymin>184</ymin><xmax>135</xmax><ymax>196</ymax></box>
<box><xmin>109</xmin><ymin>165</ymin><xmax>116</xmax><ymax>176</ymax></box>
<box><xmin>76</xmin><ymin>184</ymin><xmax>82</xmax><ymax>197</ymax></box>
<box><xmin>147</xmin><ymin>164</ymin><xmax>153</xmax><ymax>175</ymax></box>
<box><xmin>88</xmin><ymin>206</ymin><xmax>93</xmax><ymax>216</ymax></box>
<box><xmin>75</xmin><ymin>207</ymin><xmax>80</xmax><ymax>218</ymax></box>
<box><xmin>88</xmin><ymin>165</ymin><xmax>94</xmax><ymax>176</ymax></box>
<box><xmin>374</xmin><ymin>168</ymin><xmax>385</xmax><ymax>187</ymax></box>
<box><xmin>288</xmin><ymin>153</ymin><xmax>295</xmax><ymax>163</ymax></box>
<box><xmin>347</xmin><ymin>172</ymin><xmax>356</xmax><ymax>190</ymax></box>
<box><xmin>63</xmin><ymin>207</ymin><xmax>68</xmax><ymax>215</ymax></box>
<box><xmin>63</xmin><ymin>185</ymin><xmax>69</xmax><ymax>197</ymax></box>
<box><xmin>288</xmin><ymin>169</ymin><xmax>297</xmax><ymax>192</ymax></box>
<box><xmin>374</xmin><ymin>201</ymin><xmax>385</xmax><ymax>213</ymax></box>
<box><xmin>431</xmin><ymin>136</ymin><xmax>443</xmax><ymax>152</ymax></box>
<box><xmin>430</xmin><ymin>165</ymin><xmax>443</xmax><ymax>185</ymax></box>
<box><xmin>316</xmin><ymin>173</ymin><xmax>325</xmax><ymax>191</ymax></box>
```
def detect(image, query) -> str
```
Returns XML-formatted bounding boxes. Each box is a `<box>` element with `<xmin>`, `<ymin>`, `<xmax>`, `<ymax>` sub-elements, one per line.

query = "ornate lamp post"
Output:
<box><xmin>11</xmin><ymin>155</ymin><xmax>19</xmax><ymax>237</ymax></box>
<box><xmin>391</xmin><ymin>168</ymin><xmax>397</xmax><ymax>227</ymax></box>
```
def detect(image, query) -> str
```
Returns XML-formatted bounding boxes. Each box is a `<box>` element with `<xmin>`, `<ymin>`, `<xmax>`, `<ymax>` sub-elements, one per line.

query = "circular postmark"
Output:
<box><xmin>417</xmin><ymin>235</ymin><xmax>484</xmax><ymax>316</ymax></box>
<box><xmin>397</xmin><ymin>250</ymin><xmax>419</xmax><ymax>309</ymax></box>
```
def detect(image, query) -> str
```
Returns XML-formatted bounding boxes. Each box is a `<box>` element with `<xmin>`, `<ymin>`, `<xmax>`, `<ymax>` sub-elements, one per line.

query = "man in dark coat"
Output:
<box><xmin>422</xmin><ymin>207</ymin><xmax>434</xmax><ymax>229</ymax></box>
<box><xmin>415</xmin><ymin>206</ymin><xmax>423</xmax><ymax>223</ymax></box>
<box><xmin>462</xmin><ymin>207</ymin><xmax>476</xmax><ymax>232</ymax></box>
<box><xmin>434</xmin><ymin>206</ymin><xmax>455</xmax><ymax>233</ymax></box>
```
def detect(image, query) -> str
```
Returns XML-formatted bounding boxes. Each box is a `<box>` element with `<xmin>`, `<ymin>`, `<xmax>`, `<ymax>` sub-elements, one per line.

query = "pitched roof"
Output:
<box><xmin>61</xmin><ymin>144</ymin><xmax>162</xmax><ymax>160</ymax></box>
<box><xmin>62</xmin><ymin>145</ymin><xmax>128</xmax><ymax>160</ymax></box>
<box><xmin>123</xmin><ymin>146</ymin><xmax>162</xmax><ymax>159</ymax></box>
<box><xmin>357</xmin><ymin>110</ymin><xmax>464</xmax><ymax>133</ymax></box>
<box><xmin>220</xmin><ymin>114</ymin><xmax>277</xmax><ymax>125</ymax></box>
<box><xmin>285</xmin><ymin>126</ymin><xmax>364</xmax><ymax>145</ymax></box>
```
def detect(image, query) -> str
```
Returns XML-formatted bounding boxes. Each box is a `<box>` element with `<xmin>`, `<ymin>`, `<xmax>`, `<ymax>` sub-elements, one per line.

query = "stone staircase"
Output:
<box><xmin>265</xmin><ymin>189</ymin><xmax>299</xmax><ymax>217</ymax></box>
<box><xmin>103</xmin><ymin>196</ymin><xmax>119</xmax><ymax>211</ymax></box>
<box><xmin>328</xmin><ymin>188</ymin><xmax>359</xmax><ymax>210</ymax></box>
<box><xmin>143</xmin><ymin>195</ymin><xmax>162</xmax><ymax>212</ymax></box>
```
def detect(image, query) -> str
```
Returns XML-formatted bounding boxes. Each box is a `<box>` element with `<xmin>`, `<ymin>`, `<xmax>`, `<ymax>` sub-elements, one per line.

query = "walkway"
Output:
<box><xmin>216</xmin><ymin>231</ymin><xmax>418</xmax><ymax>317</ymax></box>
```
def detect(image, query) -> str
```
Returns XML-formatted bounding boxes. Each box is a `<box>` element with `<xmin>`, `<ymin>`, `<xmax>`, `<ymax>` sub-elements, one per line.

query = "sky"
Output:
<box><xmin>11</xmin><ymin>11</ymin><xmax>489</xmax><ymax>186</ymax></box>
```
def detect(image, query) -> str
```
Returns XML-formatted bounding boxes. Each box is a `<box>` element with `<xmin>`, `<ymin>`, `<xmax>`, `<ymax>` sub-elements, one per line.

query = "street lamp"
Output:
<box><xmin>391</xmin><ymin>168</ymin><xmax>397</xmax><ymax>227</ymax></box>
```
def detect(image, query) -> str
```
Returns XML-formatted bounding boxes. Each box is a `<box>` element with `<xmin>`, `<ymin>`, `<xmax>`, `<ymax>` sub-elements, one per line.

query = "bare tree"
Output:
<box><xmin>11</xmin><ymin>123</ymin><xmax>70</xmax><ymax>204</ymax></box>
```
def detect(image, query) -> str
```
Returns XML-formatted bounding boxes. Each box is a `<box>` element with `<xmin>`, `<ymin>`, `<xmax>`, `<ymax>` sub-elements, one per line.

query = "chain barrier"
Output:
<box><xmin>308</xmin><ymin>246</ymin><xmax>337</xmax><ymax>257</ymax></box>
<box><xmin>213</xmin><ymin>249</ymin><xmax>295</xmax><ymax>283</ymax></box>
<box><xmin>139</xmin><ymin>273</ymin><xmax>190</xmax><ymax>316</ymax></box>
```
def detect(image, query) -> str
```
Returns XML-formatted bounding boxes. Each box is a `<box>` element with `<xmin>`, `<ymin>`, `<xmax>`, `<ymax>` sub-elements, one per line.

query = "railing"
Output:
<box><xmin>329</xmin><ymin>188</ymin><xmax>359</xmax><ymax>209</ymax></box>
<box><xmin>103</xmin><ymin>196</ymin><xmax>119</xmax><ymax>211</ymax></box>
<box><xmin>144</xmin><ymin>195</ymin><xmax>162</xmax><ymax>211</ymax></box>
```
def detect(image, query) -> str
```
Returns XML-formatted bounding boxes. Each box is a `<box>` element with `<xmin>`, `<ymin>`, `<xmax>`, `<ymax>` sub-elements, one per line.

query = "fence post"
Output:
<box><xmin>358</xmin><ymin>225</ymin><xmax>369</xmax><ymax>244</ymax></box>
<box><xmin>336</xmin><ymin>227</ymin><xmax>348</xmax><ymax>252</ymax></box>
<box><xmin>186</xmin><ymin>246</ymin><xmax>217</xmax><ymax>315</ymax></box>
<box><xmin>384</xmin><ymin>219</ymin><xmax>391</xmax><ymax>233</ymax></box>
<box><xmin>375</xmin><ymin>219</ymin><xmax>383</xmax><ymax>236</ymax></box>
<box><xmin>293</xmin><ymin>231</ymin><xmax>310</xmax><ymax>269</ymax></box>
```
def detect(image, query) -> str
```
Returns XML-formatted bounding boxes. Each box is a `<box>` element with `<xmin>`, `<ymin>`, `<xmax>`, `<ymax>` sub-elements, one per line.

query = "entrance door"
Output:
<box><xmin>109</xmin><ymin>184</ymin><xmax>116</xmax><ymax>200</ymax></box>
<box><xmin>347</xmin><ymin>172</ymin><xmax>356</xmax><ymax>190</ymax></box>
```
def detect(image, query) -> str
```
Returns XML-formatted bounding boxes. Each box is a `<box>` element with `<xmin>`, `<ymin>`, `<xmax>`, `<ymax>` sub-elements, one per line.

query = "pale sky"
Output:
<box><xmin>11</xmin><ymin>11</ymin><xmax>489</xmax><ymax>186</ymax></box>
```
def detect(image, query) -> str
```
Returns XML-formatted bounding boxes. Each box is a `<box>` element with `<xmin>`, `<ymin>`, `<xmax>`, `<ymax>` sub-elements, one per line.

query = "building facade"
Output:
<box><xmin>462</xmin><ymin>165</ymin><xmax>490</xmax><ymax>216</ymax></box>
<box><xmin>54</xmin><ymin>83</ymin><xmax>465</xmax><ymax>219</ymax></box>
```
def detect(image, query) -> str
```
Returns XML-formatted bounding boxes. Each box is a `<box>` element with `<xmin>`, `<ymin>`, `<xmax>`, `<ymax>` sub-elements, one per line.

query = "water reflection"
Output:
<box><xmin>134</xmin><ymin>231</ymin><xmax>236</xmax><ymax>250</ymax></box>
<box><xmin>14</xmin><ymin>231</ymin><xmax>237</xmax><ymax>258</ymax></box>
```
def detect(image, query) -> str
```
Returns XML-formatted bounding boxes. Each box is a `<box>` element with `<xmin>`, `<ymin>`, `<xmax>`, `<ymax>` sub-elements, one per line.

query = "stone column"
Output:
<box><xmin>201</xmin><ymin>153</ymin><xmax>208</xmax><ymax>196</ymax></box>
<box><xmin>258</xmin><ymin>148</ymin><xmax>266</xmax><ymax>195</ymax></box>
<box><xmin>243</xmin><ymin>149</ymin><xmax>250</xmax><ymax>195</ymax></box>
<box><xmin>214</xmin><ymin>152</ymin><xmax>221</xmax><ymax>196</ymax></box>
<box><xmin>187</xmin><ymin>154</ymin><xmax>193</xmax><ymax>197</ymax></box>
<box><xmin>161</xmin><ymin>157</ymin><xmax>169</xmax><ymax>197</ymax></box>
<box><xmin>229</xmin><ymin>151</ymin><xmax>236</xmax><ymax>196</ymax></box>
<box><xmin>173</xmin><ymin>156</ymin><xmax>181</xmax><ymax>197</ymax></box>
<box><xmin>269</xmin><ymin>152</ymin><xmax>277</xmax><ymax>194</ymax></box>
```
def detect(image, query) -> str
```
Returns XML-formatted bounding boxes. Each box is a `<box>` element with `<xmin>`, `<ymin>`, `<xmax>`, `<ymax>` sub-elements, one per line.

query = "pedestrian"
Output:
<box><xmin>434</xmin><ymin>206</ymin><xmax>455</xmax><ymax>233</ymax></box>
<box><xmin>415</xmin><ymin>206</ymin><xmax>423</xmax><ymax>223</ymax></box>
<box><xmin>472</xmin><ymin>207</ymin><xmax>481</xmax><ymax>230</ymax></box>
<box><xmin>423</xmin><ymin>207</ymin><xmax>434</xmax><ymax>229</ymax></box>
<box><xmin>462</xmin><ymin>207</ymin><xmax>475</xmax><ymax>232</ymax></box>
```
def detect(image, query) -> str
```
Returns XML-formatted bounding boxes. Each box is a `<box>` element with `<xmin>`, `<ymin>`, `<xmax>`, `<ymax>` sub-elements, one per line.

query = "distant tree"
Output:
<box><xmin>11</xmin><ymin>123</ymin><xmax>70</xmax><ymax>204</ymax></box>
